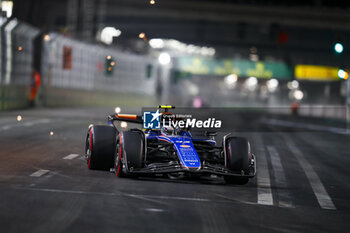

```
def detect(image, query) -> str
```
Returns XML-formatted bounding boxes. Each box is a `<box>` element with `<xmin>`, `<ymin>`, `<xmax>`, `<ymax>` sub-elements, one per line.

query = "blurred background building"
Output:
<box><xmin>0</xmin><ymin>0</ymin><xmax>349</xmax><ymax>119</ymax></box>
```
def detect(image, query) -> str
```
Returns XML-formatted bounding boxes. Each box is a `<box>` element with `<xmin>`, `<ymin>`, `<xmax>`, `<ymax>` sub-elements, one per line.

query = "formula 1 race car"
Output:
<box><xmin>85</xmin><ymin>106</ymin><xmax>256</xmax><ymax>184</ymax></box>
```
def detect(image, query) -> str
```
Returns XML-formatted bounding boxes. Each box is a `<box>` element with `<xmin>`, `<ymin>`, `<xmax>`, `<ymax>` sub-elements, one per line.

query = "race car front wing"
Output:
<box><xmin>129</xmin><ymin>154</ymin><xmax>256</xmax><ymax>178</ymax></box>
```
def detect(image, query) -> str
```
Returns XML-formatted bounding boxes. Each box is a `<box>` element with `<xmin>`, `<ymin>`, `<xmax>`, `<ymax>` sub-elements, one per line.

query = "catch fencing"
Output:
<box><xmin>42</xmin><ymin>33</ymin><xmax>158</xmax><ymax>95</ymax></box>
<box><xmin>0</xmin><ymin>18</ymin><xmax>39</xmax><ymax>110</ymax></box>
<box><xmin>0</xmin><ymin>18</ymin><xmax>159</xmax><ymax>110</ymax></box>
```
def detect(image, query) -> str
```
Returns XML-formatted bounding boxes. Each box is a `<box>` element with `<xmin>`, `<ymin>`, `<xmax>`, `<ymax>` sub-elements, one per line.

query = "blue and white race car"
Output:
<box><xmin>85</xmin><ymin>106</ymin><xmax>256</xmax><ymax>184</ymax></box>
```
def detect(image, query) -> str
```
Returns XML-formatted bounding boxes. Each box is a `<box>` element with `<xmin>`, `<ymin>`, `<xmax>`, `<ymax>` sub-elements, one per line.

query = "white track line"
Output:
<box><xmin>282</xmin><ymin>134</ymin><xmax>336</xmax><ymax>210</ymax></box>
<box><xmin>143</xmin><ymin>208</ymin><xmax>164</xmax><ymax>213</ymax></box>
<box><xmin>267</xmin><ymin>146</ymin><xmax>294</xmax><ymax>208</ymax></box>
<box><xmin>63</xmin><ymin>154</ymin><xmax>80</xmax><ymax>160</ymax></box>
<box><xmin>30</xmin><ymin>169</ymin><xmax>50</xmax><ymax>177</ymax></box>
<box><xmin>255</xmin><ymin>134</ymin><xmax>274</xmax><ymax>206</ymax></box>
<box><xmin>0</xmin><ymin>125</ymin><xmax>11</xmax><ymax>131</ymax></box>
<box><xmin>14</xmin><ymin>187</ymin><xmax>212</xmax><ymax>202</ymax></box>
<box><xmin>15</xmin><ymin>187</ymin><xmax>268</xmax><ymax>206</ymax></box>
<box><xmin>127</xmin><ymin>194</ymin><xmax>211</xmax><ymax>202</ymax></box>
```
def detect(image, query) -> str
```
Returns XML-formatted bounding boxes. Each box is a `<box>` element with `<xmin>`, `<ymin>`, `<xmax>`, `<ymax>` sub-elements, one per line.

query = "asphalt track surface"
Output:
<box><xmin>0</xmin><ymin>107</ymin><xmax>349</xmax><ymax>233</ymax></box>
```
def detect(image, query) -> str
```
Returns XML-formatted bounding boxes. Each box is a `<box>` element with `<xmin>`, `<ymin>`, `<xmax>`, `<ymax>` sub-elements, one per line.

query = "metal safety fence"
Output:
<box><xmin>0</xmin><ymin>18</ymin><xmax>159</xmax><ymax>110</ymax></box>
<box><xmin>42</xmin><ymin>33</ymin><xmax>158</xmax><ymax>95</ymax></box>
<box><xmin>0</xmin><ymin>18</ymin><xmax>39</xmax><ymax>110</ymax></box>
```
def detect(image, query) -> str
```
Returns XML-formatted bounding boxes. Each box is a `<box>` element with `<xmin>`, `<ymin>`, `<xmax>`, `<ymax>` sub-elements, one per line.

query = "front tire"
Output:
<box><xmin>86</xmin><ymin>125</ymin><xmax>116</xmax><ymax>170</ymax></box>
<box><xmin>120</xmin><ymin>131</ymin><xmax>145</xmax><ymax>175</ymax></box>
<box><xmin>224</xmin><ymin>137</ymin><xmax>250</xmax><ymax>185</ymax></box>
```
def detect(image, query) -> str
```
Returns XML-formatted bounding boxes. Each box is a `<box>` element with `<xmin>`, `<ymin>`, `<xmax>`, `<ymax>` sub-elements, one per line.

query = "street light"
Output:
<box><xmin>158</xmin><ymin>52</ymin><xmax>171</xmax><ymax>65</ymax></box>
<box><xmin>334</xmin><ymin>43</ymin><xmax>344</xmax><ymax>54</ymax></box>
<box><xmin>338</xmin><ymin>69</ymin><xmax>348</xmax><ymax>80</ymax></box>
<box><xmin>100</xmin><ymin>27</ymin><xmax>121</xmax><ymax>45</ymax></box>
<box><xmin>139</xmin><ymin>32</ymin><xmax>146</xmax><ymax>39</ymax></box>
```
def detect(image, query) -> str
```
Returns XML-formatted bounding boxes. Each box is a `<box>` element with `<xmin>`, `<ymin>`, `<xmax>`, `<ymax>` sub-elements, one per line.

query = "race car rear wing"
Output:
<box><xmin>108</xmin><ymin>114</ymin><xmax>143</xmax><ymax>124</ymax></box>
<box><xmin>107</xmin><ymin>105</ymin><xmax>176</xmax><ymax>125</ymax></box>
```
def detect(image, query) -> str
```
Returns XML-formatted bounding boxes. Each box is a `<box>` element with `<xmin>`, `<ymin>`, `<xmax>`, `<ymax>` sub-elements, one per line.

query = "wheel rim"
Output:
<box><xmin>86</xmin><ymin>131</ymin><xmax>93</xmax><ymax>167</ymax></box>
<box><xmin>86</xmin><ymin>136</ymin><xmax>90</xmax><ymax>158</ymax></box>
<box><xmin>115</xmin><ymin>143</ymin><xmax>121</xmax><ymax>175</ymax></box>
<box><xmin>115</xmin><ymin>145</ymin><xmax>119</xmax><ymax>168</ymax></box>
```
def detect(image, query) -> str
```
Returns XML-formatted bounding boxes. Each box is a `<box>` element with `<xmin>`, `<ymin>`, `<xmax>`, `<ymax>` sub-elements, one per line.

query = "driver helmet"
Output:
<box><xmin>161</xmin><ymin>126</ymin><xmax>174</xmax><ymax>135</ymax></box>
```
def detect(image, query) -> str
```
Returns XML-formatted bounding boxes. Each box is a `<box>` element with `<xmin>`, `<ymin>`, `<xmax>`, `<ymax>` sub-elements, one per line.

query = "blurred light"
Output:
<box><xmin>224</xmin><ymin>74</ymin><xmax>238</xmax><ymax>85</ymax></box>
<box><xmin>115</xmin><ymin>107</ymin><xmax>121</xmax><ymax>114</ymax></box>
<box><xmin>288</xmin><ymin>80</ymin><xmax>299</xmax><ymax>90</ymax></box>
<box><xmin>249</xmin><ymin>54</ymin><xmax>259</xmax><ymax>62</ymax></box>
<box><xmin>338</xmin><ymin>69</ymin><xmax>348</xmax><ymax>80</ymax></box>
<box><xmin>158</xmin><ymin>52</ymin><xmax>171</xmax><ymax>65</ymax></box>
<box><xmin>245</xmin><ymin>77</ymin><xmax>258</xmax><ymax>91</ymax></box>
<box><xmin>43</xmin><ymin>34</ymin><xmax>50</xmax><ymax>42</ymax></box>
<box><xmin>149</xmin><ymin>39</ymin><xmax>164</xmax><ymax>49</ymax></box>
<box><xmin>150</xmin><ymin>0</ymin><xmax>155</xmax><ymax>4</ymax></box>
<box><xmin>292</xmin><ymin>80</ymin><xmax>299</xmax><ymax>88</ymax></box>
<box><xmin>101</xmin><ymin>27</ymin><xmax>121</xmax><ymax>45</ymax></box>
<box><xmin>200</xmin><ymin>47</ymin><xmax>209</xmax><ymax>56</ymax></box>
<box><xmin>50</xmin><ymin>131</ymin><xmax>54</xmax><ymax>136</ymax></box>
<box><xmin>193</xmin><ymin>97</ymin><xmax>203</xmax><ymax>108</ymax></box>
<box><xmin>168</xmin><ymin>39</ymin><xmax>186</xmax><ymax>52</ymax></box>
<box><xmin>295</xmin><ymin>65</ymin><xmax>341</xmax><ymax>81</ymax></box>
<box><xmin>2</xmin><ymin>1</ymin><xmax>13</xmax><ymax>18</ymax></box>
<box><xmin>17</xmin><ymin>115</ymin><xmax>22</xmax><ymax>122</ymax></box>
<box><xmin>187</xmin><ymin>83</ymin><xmax>199</xmax><ymax>96</ymax></box>
<box><xmin>267</xmin><ymin>78</ymin><xmax>279</xmax><ymax>92</ymax></box>
<box><xmin>105</xmin><ymin>56</ymin><xmax>114</xmax><ymax>75</ymax></box>
<box><xmin>260</xmin><ymin>86</ymin><xmax>268</xmax><ymax>98</ymax></box>
<box><xmin>121</xmin><ymin>122</ymin><xmax>128</xmax><ymax>128</ymax></box>
<box><xmin>18</xmin><ymin>46</ymin><xmax>22</xmax><ymax>51</ymax></box>
<box><xmin>187</xmin><ymin>44</ymin><xmax>195</xmax><ymax>53</ymax></box>
<box><xmin>293</xmin><ymin>90</ymin><xmax>304</xmax><ymax>100</ymax></box>
<box><xmin>139</xmin><ymin>32</ymin><xmax>146</xmax><ymax>39</ymax></box>
<box><xmin>207</xmin><ymin>48</ymin><xmax>216</xmax><ymax>56</ymax></box>
<box><xmin>334</xmin><ymin>43</ymin><xmax>343</xmax><ymax>54</ymax></box>
<box><xmin>150</xmin><ymin>39</ymin><xmax>215</xmax><ymax>56</ymax></box>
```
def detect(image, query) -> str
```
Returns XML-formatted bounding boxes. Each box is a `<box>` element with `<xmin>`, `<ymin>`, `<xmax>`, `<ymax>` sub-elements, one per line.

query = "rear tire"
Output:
<box><xmin>86</xmin><ymin>125</ymin><xmax>116</xmax><ymax>170</ymax></box>
<box><xmin>224</xmin><ymin>137</ymin><xmax>250</xmax><ymax>185</ymax></box>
